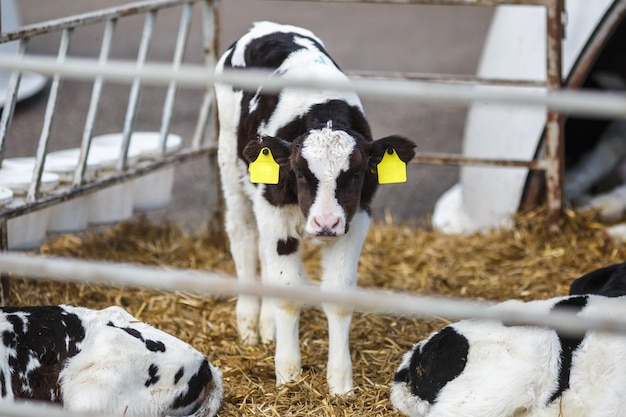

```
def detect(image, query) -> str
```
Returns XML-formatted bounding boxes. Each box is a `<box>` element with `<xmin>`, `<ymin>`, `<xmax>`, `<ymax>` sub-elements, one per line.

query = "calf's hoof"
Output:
<box><xmin>327</xmin><ymin>369</ymin><xmax>354</xmax><ymax>396</ymax></box>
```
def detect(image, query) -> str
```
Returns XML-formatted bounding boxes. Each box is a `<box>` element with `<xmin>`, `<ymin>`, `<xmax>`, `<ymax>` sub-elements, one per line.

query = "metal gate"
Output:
<box><xmin>274</xmin><ymin>0</ymin><xmax>622</xmax><ymax>228</ymax></box>
<box><xmin>0</xmin><ymin>0</ymin><xmax>221</xmax><ymax>302</ymax></box>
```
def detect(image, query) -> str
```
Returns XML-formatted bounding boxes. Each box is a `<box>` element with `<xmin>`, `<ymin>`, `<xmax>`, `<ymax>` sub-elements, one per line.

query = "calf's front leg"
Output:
<box><xmin>321</xmin><ymin>210</ymin><xmax>370</xmax><ymax>395</ymax></box>
<box><xmin>256</xmin><ymin>201</ymin><xmax>308</xmax><ymax>385</ymax></box>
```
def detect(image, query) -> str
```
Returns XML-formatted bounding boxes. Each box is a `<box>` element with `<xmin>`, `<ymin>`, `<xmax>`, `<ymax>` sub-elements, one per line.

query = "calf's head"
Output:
<box><xmin>244</xmin><ymin>128</ymin><xmax>415</xmax><ymax>239</ymax></box>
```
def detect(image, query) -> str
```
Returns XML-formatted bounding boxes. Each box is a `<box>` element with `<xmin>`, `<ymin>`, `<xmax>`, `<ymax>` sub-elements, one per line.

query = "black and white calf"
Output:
<box><xmin>569</xmin><ymin>261</ymin><xmax>626</xmax><ymax>297</ymax></box>
<box><xmin>391</xmin><ymin>295</ymin><xmax>626</xmax><ymax>417</ymax></box>
<box><xmin>215</xmin><ymin>21</ymin><xmax>416</xmax><ymax>394</ymax></box>
<box><xmin>0</xmin><ymin>305</ymin><xmax>222</xmax><ymax>417</ymax></box>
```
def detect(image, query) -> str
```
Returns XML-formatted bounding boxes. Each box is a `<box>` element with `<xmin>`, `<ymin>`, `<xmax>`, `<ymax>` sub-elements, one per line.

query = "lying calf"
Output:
<box><xmin>569</xmin><ymin>260</ymin><xmax>626</xmax><ymax>297</ymax></box>
<box><xmin>391</xmin><ymin>295</ymin><xmax>626</xmax><ymax>417</ymax></box>
<box><xmin>0</xmin><ymin>305</ymin><xmax>222</xmax><ymax>417</ymax></box>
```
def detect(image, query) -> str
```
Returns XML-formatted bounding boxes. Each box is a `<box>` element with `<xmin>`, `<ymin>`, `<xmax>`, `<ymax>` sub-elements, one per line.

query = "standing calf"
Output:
<box><xmin>391</xmin><ymin>295</ymin><xmax>626</xmax><ymax>417</ymax></box>
<box><xmin>0</xmin><ymin>305</ymin><xmax>223</xmax><ymax>417</ymax></box>
<box><xmin>215</xmin><ymin>21</ymin><xmax>416</xmax><ymax>394</ymax></box>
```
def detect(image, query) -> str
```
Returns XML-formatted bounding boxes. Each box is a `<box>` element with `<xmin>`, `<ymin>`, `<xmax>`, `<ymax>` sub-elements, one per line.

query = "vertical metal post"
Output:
<box><xmin>0</xmin><ymin>38</ymin><xmax>27</xmax><ymax>166</ymax></box>
<box><xmin>74</xmin><ymin>18</ymin><xmax>117</xmax><ymax>187</ymax></box>
<box><xmin>192</xmin><ymin>0</ymin><xmax>219</xmax><ymax>150</ymax></box>
<box><xmin>159</xmin><ymin>1</ymin><xmax>193</xmax><ymax>155</ymax></box>
<box><xmin>544</xmin><ymin>0</ymin><xmax>565</xmax><ymax>228</ymax></box>
<box><xmin>198</xmin><ymin>0</ymin><xmax>222</xmax><ymax>233</ymax></box>
<box><xmin>117</xmin><ymin>9</ymin><xmax>157</xmax><ymax>171</ymax></box>
<box><xmin>27</xmin><ymin>28</ymin><xmax>73</xmax><ymax>202</ymax></box>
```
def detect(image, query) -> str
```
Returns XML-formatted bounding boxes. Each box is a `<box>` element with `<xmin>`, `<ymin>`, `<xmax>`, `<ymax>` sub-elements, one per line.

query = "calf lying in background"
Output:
<box><xmin>569</xmin><ymin>260</ymin><xmax>626</xmax><ymax>297</ymax></box>
<box><xmin>565</xmin><ymin>72</ymin><xmax>626</xmax><ymax>223</ymax></box>
<box><xmin>215</xmin><ymin>21</ymin><xmax>416</xmax><ymax>394</ymax></box>
<box><xmin>0</xmin><ymin>305</ymin><xmax>223</xmax><ymax>417</ymax></box>
<box><xmin>391</xmin><ymin>295</ymin><xmax>626</xmax><ymax>417</ymax></box>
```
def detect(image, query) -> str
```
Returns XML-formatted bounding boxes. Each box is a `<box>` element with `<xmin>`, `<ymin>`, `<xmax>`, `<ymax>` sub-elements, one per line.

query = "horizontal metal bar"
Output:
<box><xmin>411</xmin><ymin>152</ymin><xmax>550</xmax><ymax>169</ymax></box>
<box><xmin>347</xmin><ymin>70</ymin><xmax>548</xmax><ymax>87</ymax></box>
<box><xmin>0</xmin><ymin>0</ymin><xmax>207</xmax><ymax>42</ymax></box>
<box><xmin>1</xmin><ymin>253</ymin><xmax>626</xmax><ymax>338</ymax></box>
<box><xmin>0</xmin><ymin>56</ymin><xmax>624</xmax><ymax>119</ymax></box>
<box><xmin>263</xmin><ymin>0</ymin><xmax>552</xmax><ymax>6</ymax></box>
<box><xmin>0</xmin><ymin>147</ymin><xmax>214</xmax><ymax>219</ymax></box>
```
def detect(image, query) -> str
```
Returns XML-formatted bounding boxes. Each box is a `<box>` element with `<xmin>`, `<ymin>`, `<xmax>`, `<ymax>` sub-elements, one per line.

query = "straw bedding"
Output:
<box><xmin>8</xmin><ymin>208</ymin><xmax>626</xmax><ymax>416</ymax></box>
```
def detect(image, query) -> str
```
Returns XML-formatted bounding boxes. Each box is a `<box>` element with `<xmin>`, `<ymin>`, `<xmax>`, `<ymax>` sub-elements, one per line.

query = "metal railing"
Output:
<box><xmin>274</xmin><ymin>0</ymin><xmax>567</xmax><ymax>225</ymax></box>
<box><xmin>0</xmin><ymin>0</ymin><xmax>220</xmax><ymax>227</ymax></box>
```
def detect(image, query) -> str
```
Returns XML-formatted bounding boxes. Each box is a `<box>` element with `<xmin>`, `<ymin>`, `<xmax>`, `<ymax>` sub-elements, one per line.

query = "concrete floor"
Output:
<box><xmin>9</xmin><ymin>0</ymin><xmax>494</xmax><ymax>230</ymax></box>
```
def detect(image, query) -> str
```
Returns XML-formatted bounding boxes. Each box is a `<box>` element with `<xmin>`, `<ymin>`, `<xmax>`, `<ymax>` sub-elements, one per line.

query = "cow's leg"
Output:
<box><xmin>216</xmin><ymin>87</ymin><xmax>261</xmax><ymax>346</ymax></box>
<box><xmin>227</xmin><ymin>194</ymin><xmax>260</xmax><ymax>346</ymax></box>
<box><xmin>255</xmin><ymin>200</ymin><xmax>307</xmax><ymax>384</ymax></box>
<box><xmin>320</xmin><ymin>210</ymin><xmax>370</xmax><ymax>395</ymax></box>
<box><xmin>258</xmin><ymin>247</ymin><xmax>275</xmax><ymax>343</ymax></box>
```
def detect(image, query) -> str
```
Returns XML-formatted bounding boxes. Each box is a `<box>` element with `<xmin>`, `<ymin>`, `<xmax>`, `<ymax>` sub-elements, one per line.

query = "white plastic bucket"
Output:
<box><xmin>91</xmin><ymin>132</ymin><xmax>182</xmax><ymax>211</ymax></box>
<box><xmin>91</xmin><ymin>131</ymin><xmax>183</xmax><ymax>159</ymax></box>
<box><xmin>0</xmin><ymin>167</ymin><xmax>58</xmax><ymax>249</ymax></box>
<box><xmin>132</xmin><ymin>166</ymin><xmax>176</xmax><ymax>211</ymax></box>
<box><xmin>6</xmin><ymin>198</ymin><xmax>51</xmax><ymax>250</ymax></box>
<box><xmin>0</xmin><ymin>166</ymin><xmax>59</xmax><ymax>195</ymax></box>
<box><xmin>47</xmin><ymin>196</ymin><xmax>89</xmax><ymax>233</ymax></box>
<box><xmin>87</xmin><ymin>182</ymin><xmax>134</xmax><ymax>225</ymax></box>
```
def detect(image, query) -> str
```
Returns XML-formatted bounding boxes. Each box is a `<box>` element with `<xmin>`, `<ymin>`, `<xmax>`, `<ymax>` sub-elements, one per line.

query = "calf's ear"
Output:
<box><xmin>369</xmin><ymin>135</ymin><xmax>416</xmax><ymax>184</ymax></box>
<box><xmin>243</xmin><ymin>136</ymin><xmax>293</xmax><ymax>184</ymax></box>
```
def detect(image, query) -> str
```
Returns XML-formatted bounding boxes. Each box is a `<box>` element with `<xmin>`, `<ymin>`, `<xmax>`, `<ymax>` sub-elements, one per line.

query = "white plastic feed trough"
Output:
<box><xmin>0</xmin><ymin>167</ymin><xmax>59</xmax><ymax>250</ymax></box>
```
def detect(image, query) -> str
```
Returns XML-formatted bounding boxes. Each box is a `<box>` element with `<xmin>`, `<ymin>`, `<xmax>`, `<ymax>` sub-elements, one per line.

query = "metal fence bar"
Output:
<box><xmin>158</xmin><ymin>2</ymin><xmax>194</xmax><ymax>155</ymax></box>
<box><xmin>73</xmin><ymin>18</ymin><xmax>118</xmax><ymax>187</ymax></box>
<box><xmin>0</xmin><ymin>149</ymin><xmax>213</xmax><ymax>220</ymax></box>
<box><xmin>117</xmin><ymin>10</ymin><xmax>157</xmax><ymax>171</ymax></box>
<box><xmin>192</xmin><ymin>0</ymin><xmax>220</xmax><ymax>150</ymax></box>
<box><xmin>544</xmin><ymin>0</ymin><xmax>565</xmax><ymax>225</ymax></box>
<box><xmin>27</xmin><ymin>28</ymin><xmax>73</xmax><ymax>202</ymax></box>
<box><xmin>411</xmin><ymin>152</ymin><xmax>551</xmax><ymax>169</ymax></box>
<box><xmin>0</xmin><ymin>0</ymin><xmax>192</xmax><ymax>43</ymax></box>
<box><xmin>271</xmin><ymin>0</ymin><xmax>567</xmax><ymax>225</ymax></box>
<box><xmin>2</xmin><ymin>58</ymin><xmax>623</xmax><ymax>118</ymax></box>
<box><xmin>0</xmin><ymin>0</ymin><xmax>219</xmax><ymax>229</ymax></box>
<box><xmin>2</xmin><ymin>252</ymin><xmax>626</xmax><ymax>338</ymax></box>
<box><xmin>269</xmin><ymin>0</ymin><xmax>551</xmax><ymax>5</ymax></box>
<box><xmin>0</xmin><ymin>39</ymin><xmax>28</xmax><ymax>166</ymax></box>
<box><xmin>347</xmin><ymin>70</ymin><xmax>549</xmax><ymax>87</ymax></box>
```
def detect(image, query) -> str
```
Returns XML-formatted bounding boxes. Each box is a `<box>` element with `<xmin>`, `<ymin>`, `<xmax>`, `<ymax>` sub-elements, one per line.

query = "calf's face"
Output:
<box><xmin>244</xmin><ymin>129</ymin><xmax>415</xmax><ymax>239</ymax></box>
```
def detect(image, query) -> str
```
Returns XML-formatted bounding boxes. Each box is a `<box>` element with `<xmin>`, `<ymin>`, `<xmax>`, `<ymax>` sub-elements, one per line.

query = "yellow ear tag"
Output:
<box><xmin>249</xmin><ymin>147</ymin><xmax>280</xmax><ymax>184</ymax></box>
<box><xmin>377</xmin><ymin>148</ymin><xmax>407</xmax><ymax>184</ymax></box>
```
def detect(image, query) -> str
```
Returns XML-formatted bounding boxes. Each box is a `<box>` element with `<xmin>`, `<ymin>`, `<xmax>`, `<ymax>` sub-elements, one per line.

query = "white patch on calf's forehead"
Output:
<box><xmin>301</xmin><ymin>128</ymin><xmax>356</xmax><ymax>178</ymax></box>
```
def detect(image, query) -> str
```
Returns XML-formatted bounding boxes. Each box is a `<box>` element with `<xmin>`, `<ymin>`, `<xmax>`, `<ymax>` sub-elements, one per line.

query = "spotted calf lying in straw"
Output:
<box><xmin>0</xmin><ymin>305</ymin><xmax>223</xmax><ymax>417</ymax></box>
<box><xmin>390</xmin><ymin>294</ymin><xmax>626</xmax><ymax>417</ymax></box>
<box><xmin>215</xmin><ymin>21</ymin><xmax>416</xmax><ymax>395</ymax></box>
